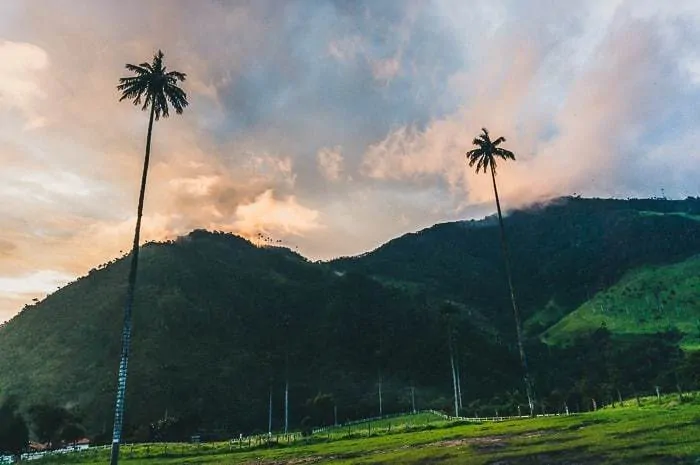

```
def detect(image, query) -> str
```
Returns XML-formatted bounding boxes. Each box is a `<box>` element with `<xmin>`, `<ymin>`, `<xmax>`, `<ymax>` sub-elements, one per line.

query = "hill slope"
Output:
<box><xmin>544</xmin><ymin>254</ymin><xmax>700</xmax><ymax>348</ymax></box>
<box><xmin>332</xmin><ymin>197</ymin><xmax>700</xmax><ymax>338</ymax></box>
<box><xmin>2</xmin><ymin>197</ymin><xmax>700</xmax><ymax>439</ymax></box>
<box><xmin>0</xmin><ymin>230</ymin><xmax>514</xmax><ymax>439</ymax></box>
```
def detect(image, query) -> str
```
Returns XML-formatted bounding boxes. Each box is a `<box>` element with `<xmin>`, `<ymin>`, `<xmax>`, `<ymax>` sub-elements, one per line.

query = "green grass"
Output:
<box><xmin>317</xmin><ymin>411</ymin><xmax>445</xmax><ymax>433</ymax></box>
<box><xmin>639</xmin><ymin>210</ymin><xmax>700</xmax><ymax>222</ymax></box>
<box><xmin>37</xmin><ymin>394</ymin><xmax>700</xmax><ymax>464</ymax></box>
<box><xmin>543</xmin><ymin>255</ymin><xmax>700</xmax><ymax>349</ymax></box>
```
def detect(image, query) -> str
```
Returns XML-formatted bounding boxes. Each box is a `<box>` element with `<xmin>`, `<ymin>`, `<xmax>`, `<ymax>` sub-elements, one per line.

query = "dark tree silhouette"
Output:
<box><xmin>0</xmin><ymin>398</ymin><xmax>28</xmax><ymax>459</ymax></box>
<box><xmin>110</xmin><ymin>50</ymin><xmax>188</xmax><ymax>465</ymax></box>
<box><xmin>61</xmin><ymin>423</ymin><xmax>87</xmax><ymax>446</ymax></box>
<box><xmin>465</xmin><ymin>128</ymin><xmax>535</xmax><ymax>415</ymax></box>
<box><xmin>28</xmin><ymin>404</ymin><xmax>72</xmax><ymax>450</ymax></box>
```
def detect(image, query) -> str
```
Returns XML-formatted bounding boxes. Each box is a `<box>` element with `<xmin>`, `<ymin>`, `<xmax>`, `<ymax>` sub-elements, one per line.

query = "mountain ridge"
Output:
<box><xmin>2</xmin><ymin>196</ymin><xmax>700</xmax><ymax>440</ymax></box>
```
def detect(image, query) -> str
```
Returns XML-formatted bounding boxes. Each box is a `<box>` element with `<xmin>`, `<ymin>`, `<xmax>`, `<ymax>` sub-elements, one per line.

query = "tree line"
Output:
<box><xmin>0</xmin><ymin>401</ymin><xmax>85</xmax><ymax>459</ymax></box>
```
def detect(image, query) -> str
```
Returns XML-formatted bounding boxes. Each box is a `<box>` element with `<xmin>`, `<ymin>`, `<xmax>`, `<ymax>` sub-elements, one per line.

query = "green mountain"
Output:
<box><xmin>544</xmin><ymin>254</ymin><xmax>700</xmax><ymax>349</ymax></box>
<box><xmin>0</xmin><ymin>230</ymin><xmax>514</xmax><ymax>440</ymax></box>
<box><xmin>1</xmin><ymin>197</ymin><xmax>700</xmax><ymax>441</ymax></box>
<box><xmin>332</xmin><ymin>197</ymin><xmax>700</xmax><ymax>339</ymax></box>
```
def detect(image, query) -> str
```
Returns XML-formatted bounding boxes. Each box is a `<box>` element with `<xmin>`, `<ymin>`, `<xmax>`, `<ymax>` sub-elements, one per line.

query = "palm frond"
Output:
<box><xmin>480</xmin><ymin>128</ymin><xmax>491</xmax><ymax>143</ymax></box>
<box><xmin>464</xmin><ymin>128</ymin><xmax>514</xmax><ymax>174</ymax></box>
<box><xmin>466</xmin><ymin>148</ymin><xmax>482</xmax><ymax>162</ymax></box>
<box><xmin>124</xmin><ymin>64</ymin><xmax>150</xmax><ymax>75</ymax></box>
<box><xmin>117</xmin><ymin>76</ymin><xmax>143</xmax><ymax>86</ymax></box>
<box><xmin>118</xmin><ymin>49</ymin><xmax>187</xmax><ymax>118</ymax></box>
<box><xmin>494</xmin><ymin>147</ymin><xmax>516</xmax><ymax>160</ymax></box>
<box><xmin>165</xmin><ymin>70</ymin><xmax>187</xmax><ymax>82</ymax></box>
<box><xmin>140</xmin><ymin>92</ymin><xmax>150</xmax><ymax>111</ymax></box>
<box><xmin>164</xmin><ymin>85</ymin><xmax>188</xmax><ymax>114</ymax></box>
<box><xmin>117</xmin><ymin>82</ymin><xmax>147</xmax><ymax>104</ymax></box>
<box><xmin>152</xmin><ymin>50</ymin><xmax>165</xmax><ymax>70</ymax></box>
<box><xmin>156</xmin><ymin>92</ymin><xmax>171</xmax><ymax>120</ymax></box>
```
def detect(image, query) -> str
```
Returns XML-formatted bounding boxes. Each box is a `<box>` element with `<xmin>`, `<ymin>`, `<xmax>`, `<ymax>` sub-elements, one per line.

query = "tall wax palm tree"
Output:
<box><xmin>465</xmin><ymin>128</ymin><xmax>534</xmax><ymax>416</ymax></box>
<box><xmin>110</xmin><ymin>50</ymin><xmax>187</xmax><ymax>465</ymax></box>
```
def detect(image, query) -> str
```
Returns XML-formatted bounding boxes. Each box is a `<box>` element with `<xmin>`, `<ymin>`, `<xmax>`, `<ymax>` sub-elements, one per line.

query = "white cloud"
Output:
<box><xmin>0</xmin><ymin>40</ymin><xmax>48</xmax><ymax>129</ymax></box>
<box><xmin>0</xmin><ymin>270</ymin><xmax>72</xmax><ymax>296</ymax></box>
<box><xmin>371</xmin><ymin>56</ymin><xmax>401</xmax><ymax>84</ymax></box>
<box><xmin>169</xmin><ymin>175</ymin><xmax>220</xmax><ymax>197</ymax></box>
<box><xmin>317</xmin><ymin>146</ymin><xmax>344</xmax><ymax>181</ymax></box>
<box><xmin>3</xmin><ymin>0</ymin><xmax>700</xmax><ymax>322</ymax></box>
<box><xmin>328</xmin><ymin>35</ymin><xmax>365</xmax><ymax>62</ymax></box>
<box><xmin>231</xmin><ymin>190</ymin><xmax>322</xmax><ymax>237</ymax></box>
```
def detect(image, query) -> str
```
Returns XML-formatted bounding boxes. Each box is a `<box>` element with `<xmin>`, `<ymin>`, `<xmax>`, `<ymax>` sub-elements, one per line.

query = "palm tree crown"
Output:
<box><xmin>117</xmin><ymin>50</ymin><xmax>188</xmax><ymax>119</ymax></box>
<box><xmin>466</xmin><ymin>128</ymin><xmax>515</xmax><ymax>174</ymax></box>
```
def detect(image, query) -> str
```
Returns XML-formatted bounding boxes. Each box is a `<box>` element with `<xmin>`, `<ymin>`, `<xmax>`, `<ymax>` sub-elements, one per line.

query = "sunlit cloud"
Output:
<box><xmin>231</xmin><ymin>190</ymin><xmax>322</xmax><ymax>237</ymax></box>
<box><xmin>1</xmin><ymin>0</ymin><xmax>700</xmax><ymax>320</ymax></box>
<box><xmin>0</xmin><ymin>270</ymin><xmax>72</xmax><ymax>296</ymax></box>
<box><xmin>317</xmin><ymin>146</ymin><xmax>344</xmax><ymax>181</ymax></box>
<box><xmin>0</xmin><ymin>40</ymin><xmax>49</xmax><ymax>129</ymax></box>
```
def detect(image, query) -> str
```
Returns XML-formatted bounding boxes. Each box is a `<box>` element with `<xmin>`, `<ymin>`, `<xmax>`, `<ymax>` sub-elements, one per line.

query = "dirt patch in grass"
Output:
<box><xmin>251</xmin><ymin>457</ymin><xmax>325</xmax><ymax>464</ymax></box>
<box><xmin>563</xmin><ymin>419</ymin><xmax>606</xmax><ymax>431</ymax></box>
<box><xmin>487</xmin><ymin>447</ymin><xmax>604</xmax><ymax>465</ymax></box>
<box><xmin>429</xmin><ymin>430</ymin><xmax>550</xmax><ymax>451</ymax></box>
<box><xmin>246</xmin><ymin>431</ymin><xmax>554</xmax><ymax>464</ymax></box>
<box><xmin>249</xmin><ymin>452</ymin><xmax>366</xmax><ymax>465</ymax></box>
<box><xmin>410</xmin><ymin>453</ymin><xmax>456</xmax><ymax>464</ymax></box>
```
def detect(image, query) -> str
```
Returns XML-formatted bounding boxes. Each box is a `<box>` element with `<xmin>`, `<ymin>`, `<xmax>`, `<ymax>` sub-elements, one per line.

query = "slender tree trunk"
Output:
<box><xmin>110</xmin><ymin>101</ymin><xmax>156</xmax><ymax>465</ymax></box>
<box><xmin>489</xmin><ymin>163</ymin><xmax>535</xmax><ymax>416</ymax></box>
<box><xmin>268</xmin><ymin>386</ymin><xmax>273</xmax><ymax>436</ymax></box>
<box><xmin>378</xmin><ymin>371</ymin><xmax>383</xmax><ymax>417</ymax></box>
<box><xmin>411</xmin><ymin>386</ymin><xmax>416</xmax><ymax>414</ymax></box>
<box><xmin>455</xmin><ymin>351</ymin><xmax>463</xmax><ymax>410</ymax></box>
<box><xmin>284</xmin><ymin>378</ymin><xmax>289</xmax><ymax>434</ymax></box>
<box><xmin>675</xmin><ymin>371</ymin><xmax>684</xmax><ymax>402</ymax></box>
<box><xmin>449</xmin><ymin>335</ymin><xmax>459</xmax><ymax>417</ymax></box>
<box><xmin>284</xmin><ymin>352</ymin><xmax>289</xmax><ymax>434</ymax></box>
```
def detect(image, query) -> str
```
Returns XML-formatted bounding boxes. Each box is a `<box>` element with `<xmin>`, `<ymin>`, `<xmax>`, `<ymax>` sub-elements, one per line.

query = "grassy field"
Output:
<box><xmin>543</xmin><ymin>254</ymin><xmax>700</xmax><ymax>349</ymax></box>
<box><xmin>38</xmin><ymin>394</ymin><xmax>700</xmax><ymax>464</ymax></box>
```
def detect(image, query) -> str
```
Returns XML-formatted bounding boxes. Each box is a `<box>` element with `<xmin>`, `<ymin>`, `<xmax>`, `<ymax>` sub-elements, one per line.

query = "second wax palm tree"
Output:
<box><xmin>110</xmin><ymin>50</ymin><xmax>188</xmax><ymax>465</ymax></box>
<box><xmin>465</xmin><ymin>128</ymin><xmax>535</xmax><ymax>416</ymax></box>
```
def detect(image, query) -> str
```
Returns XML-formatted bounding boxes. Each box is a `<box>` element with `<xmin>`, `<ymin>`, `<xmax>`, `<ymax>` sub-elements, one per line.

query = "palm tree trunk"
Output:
<box><xmin>284</xmin><ymin>377</ymin><xmax>289</xmax><ymax>434</ymax></box>
<box><xmin>448</xmin><ymin>336</ymin><xmax>459</xmax><ymax>417</ymax></box>
<box><xmin>378</xmin><ymin>371</ymin><xmax>383</xmax><ymax>417</ymax></box>
<box><xmin>411</xmin><ymin>385</ymin><xmax>416</xmax><ymax>413</ymax></box>
<box><xmin>268</xmin><ymin>386</ymin><xmax>273</xmax><ymax>436</ymax></box>
<box><xmin>489</xmin><ymin>163</ymin><xmax>535</xmax><ymax>416</ymax></box>
<box><xmin>455</xmin><ymin>351</ymin><xmax>463</xmax><ymax>410</ymax></box>
<box><xmin>110</xmin><ymin>101</ymin><xmax>156</xmax><ymax>465</ymax></box>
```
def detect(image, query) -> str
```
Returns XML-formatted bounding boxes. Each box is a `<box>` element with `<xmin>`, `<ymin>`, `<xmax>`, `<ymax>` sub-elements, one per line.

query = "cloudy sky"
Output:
<box><xmin>1</xmin><ymin>0</ymin><xmax>700</xmax><ymax>321</ymax></box>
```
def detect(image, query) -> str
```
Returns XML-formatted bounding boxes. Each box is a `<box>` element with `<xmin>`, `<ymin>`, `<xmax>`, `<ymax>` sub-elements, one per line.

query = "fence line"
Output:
<box><xmin>27</xmin><ymin>397</ymin><xmax>696</xmax><ymax>463</ymax></box>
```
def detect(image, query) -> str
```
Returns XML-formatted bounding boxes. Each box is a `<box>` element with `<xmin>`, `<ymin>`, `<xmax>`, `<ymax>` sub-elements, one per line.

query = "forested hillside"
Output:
<box><xmin>333</xmin><ymin>197</ymin><xmax>700</xmax><ymax>337</ymax></box>
<box><xmin>1</xmin><ymin>197</ymin><xmax>699</xmax><ymax>441</ymax></box>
